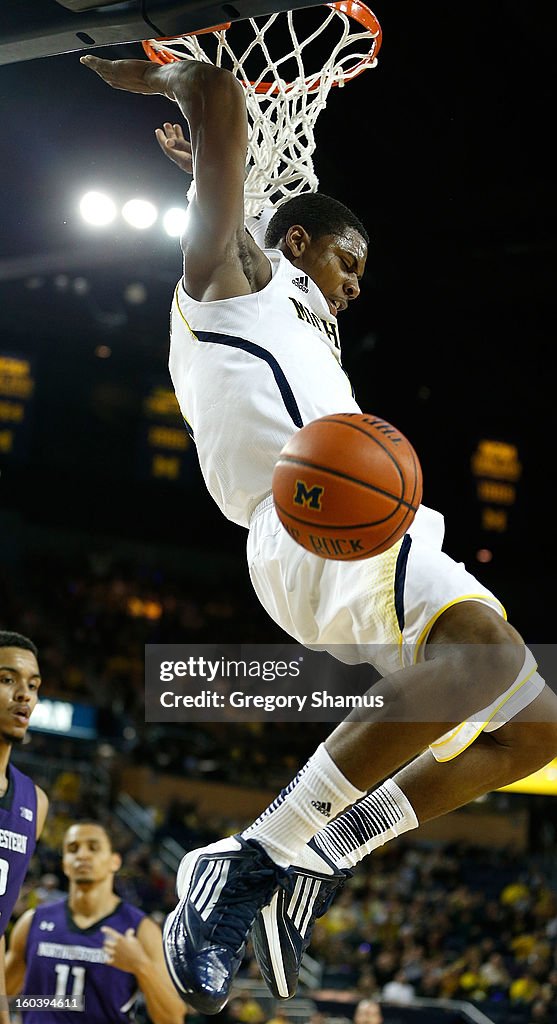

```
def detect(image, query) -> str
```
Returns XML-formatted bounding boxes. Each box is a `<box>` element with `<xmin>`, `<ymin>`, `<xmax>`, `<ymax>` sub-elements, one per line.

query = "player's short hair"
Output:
<box><xmin>0</xmin><ymin>631</ymin><xmax>39</xmax><ymax>658</ymax></box>
<box><xmin>63</xmin><ymin>820</ymin><xmax>115</xmax><ymax>851</ymax></box>
<box><xmin>264</xmin><ymin>191</ymin><xmax>369</xmax><ymax>248</ymax></box>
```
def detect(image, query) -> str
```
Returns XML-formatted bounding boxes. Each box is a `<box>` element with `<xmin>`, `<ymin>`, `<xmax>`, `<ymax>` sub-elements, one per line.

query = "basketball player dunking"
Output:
<box><xmin>80</xmin><ymin>56</ymin><xmax>557</xmax><ymax>1015</ymax></box>
<box><xmin>0</xmin><ymin>631</ymin><xmax>49</xmax><ymax>1024</ymax></box>
<box><xmin>5</xmin><ymin>821</ymin><xmax>185</xmax><ymax>1024</ymax></box>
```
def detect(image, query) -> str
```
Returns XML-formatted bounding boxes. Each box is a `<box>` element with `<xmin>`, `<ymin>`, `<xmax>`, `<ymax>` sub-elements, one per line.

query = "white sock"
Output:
<box><xmin>301</xmin><ymin>778</ymin><xmax>418</xmax><ymax>871</ymax></box>
<box><xmin>242</xmin><ymin>743</ymin><xmax>365</xmax><ymax>867</ymax></box>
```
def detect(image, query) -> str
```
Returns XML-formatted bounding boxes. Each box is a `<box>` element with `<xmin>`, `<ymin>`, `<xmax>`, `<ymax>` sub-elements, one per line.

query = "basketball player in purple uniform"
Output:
<box><xmin>5</xmin><ymin>820</ymin><xmax>185</xmax><ymax>1023</ymax></box>
<box><xmin>0</xmin><ymin>631</ymin><xmax>48</xmax><ymax>1024</ymax></box>
<box><xmin>80</xmin><ymin>55</ymin><xmax>557</xmax><ymax>1017</ymax></box>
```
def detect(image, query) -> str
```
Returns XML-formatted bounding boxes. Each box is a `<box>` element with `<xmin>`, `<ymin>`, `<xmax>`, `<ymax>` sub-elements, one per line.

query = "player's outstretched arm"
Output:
<box><xmin>4</xmin><ymin>910</ymin><xmax>34</xmax><ymax>996</ymax></box>
<box><xmin>79</xmin><ymin>55</ymin><xmax>177</xmax><ymax>95</ymax></box>
<box><xmin>81</xmin><ymin>57</ymin><xmax>250</xmax><ymax>296</ymax></box>
<box><xmin>102</xmin><ymin>922</ymin><xmax>186</xmax><ymax>1023</ymax></box>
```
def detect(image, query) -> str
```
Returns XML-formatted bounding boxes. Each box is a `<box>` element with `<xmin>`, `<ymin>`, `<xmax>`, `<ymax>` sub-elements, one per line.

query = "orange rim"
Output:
<box><xmin>142</xmin><ymin>1</ymin><xmax>381</xmax><ymax>91</ymax></box>
<box><xmin>142</xmin><ymin>21</ymin><xmax>232</xmax><ymax>63</ymax></box>
<box><xmin>328</xmin><ymin>0</ymin><xmax>382</xmax><ymax>50</ymax></box>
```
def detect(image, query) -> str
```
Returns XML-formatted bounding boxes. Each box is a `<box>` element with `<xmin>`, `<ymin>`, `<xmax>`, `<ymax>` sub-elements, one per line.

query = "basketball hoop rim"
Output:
<box><xmin>141</xmin><ymin>0</ymin><xmax>382</xmax><ymax>92</ymax></box>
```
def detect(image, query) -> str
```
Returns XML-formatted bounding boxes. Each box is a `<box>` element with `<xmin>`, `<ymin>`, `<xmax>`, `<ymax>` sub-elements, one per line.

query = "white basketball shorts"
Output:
<box><xmin>247</xmin><ymin>496</ymin><xmax>544</xmax><ymax>760</ymax></box>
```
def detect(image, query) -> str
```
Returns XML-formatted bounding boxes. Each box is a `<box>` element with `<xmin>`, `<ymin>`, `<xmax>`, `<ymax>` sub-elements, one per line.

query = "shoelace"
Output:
<box><xmin>209</xmin><ymin>851</ymin><xmax>279</xmax><ymax>951</ymax></box>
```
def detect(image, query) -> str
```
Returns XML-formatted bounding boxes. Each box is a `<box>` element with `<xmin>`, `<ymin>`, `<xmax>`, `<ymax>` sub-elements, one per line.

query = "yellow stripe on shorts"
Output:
<box><xmin>430</xmin><ymin>655</ymin><xmax>539</xmax><ymax>762</ymax></box>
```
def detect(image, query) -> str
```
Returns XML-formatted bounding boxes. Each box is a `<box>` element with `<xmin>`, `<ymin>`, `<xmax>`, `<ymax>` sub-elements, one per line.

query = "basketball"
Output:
<box><xmin>272</xmin><ymin>413</ymin><xmax>423</xmax><ymax>561</ymax></box>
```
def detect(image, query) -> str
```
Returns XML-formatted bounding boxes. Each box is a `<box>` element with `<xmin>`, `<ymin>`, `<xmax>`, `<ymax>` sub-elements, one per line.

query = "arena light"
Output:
<box><xmin>122</xmin><ymin>198</ymin><xmax>158</xmax><ymax>229</ymax></box>
<box><xmin>163</xmin><ymin>206</ymin><xmax>188</xmax><ymax>237</ymax></box>
<box><xmin>124</xmin><ymin>282</ymin><xmax>147</xmax><ymax>305</ymax></box>
<box><xmin>80</xmin><ymin>190</ymin><xmax>117</xmax><ymax>226</ymax></box>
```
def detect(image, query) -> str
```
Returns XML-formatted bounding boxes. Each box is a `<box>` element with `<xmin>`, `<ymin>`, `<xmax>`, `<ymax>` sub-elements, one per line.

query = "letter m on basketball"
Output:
<box><xmin>293</xmin><ymin>479</ymin><xmax>324</xmax><ymax>510</ymax></box>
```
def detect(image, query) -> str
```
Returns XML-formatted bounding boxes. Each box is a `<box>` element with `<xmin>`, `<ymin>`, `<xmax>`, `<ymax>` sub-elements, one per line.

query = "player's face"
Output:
<box><xmin>0</xmin><ymin>647</ymin><xmax>41</xmax><ymax>745</ymax></box>
<box><xmin>288</xmin><ymin>225</ymin><xmax>367</xmax><ymax>317</ymax></box>
<box><xmin>63</xmin><ymin>824</ymin><xmax>121</xmax><ymax>885</ymax></box>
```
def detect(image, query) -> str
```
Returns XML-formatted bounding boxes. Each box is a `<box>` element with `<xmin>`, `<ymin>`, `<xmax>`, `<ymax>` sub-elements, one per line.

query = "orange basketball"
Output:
<box><xmin>272</xmin><ymin>413</ymin><xmax>423</xmax><ymax>561</ymax></box>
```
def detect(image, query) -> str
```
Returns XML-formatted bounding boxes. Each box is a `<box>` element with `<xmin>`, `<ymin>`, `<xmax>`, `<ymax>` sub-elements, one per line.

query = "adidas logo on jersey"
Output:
<box><xmin>311</xmin><ymin>800</ymin><xmax>332</xmax><ymax>817</ymax></box>
<box><xmin>292</xmin><ymin>275</ymin><xmax>309</xmax><ymax>293</ymax></box>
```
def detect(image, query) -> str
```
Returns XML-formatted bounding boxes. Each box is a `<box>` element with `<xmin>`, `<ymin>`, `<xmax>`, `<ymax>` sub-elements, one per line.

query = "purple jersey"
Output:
<box><xmin>22</xmin><ymin>898</ymin><xmax>146</xmax><ymax>1024</ymax></box>
<box><xmin>0</xmin><ymin>764</ymin><xmax>37</xmax><ymax>936</ymax></box>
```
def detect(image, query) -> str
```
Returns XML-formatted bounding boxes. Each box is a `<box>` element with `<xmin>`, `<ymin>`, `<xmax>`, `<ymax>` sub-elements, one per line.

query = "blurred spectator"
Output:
<box><xmin>380</xmin><ymin>970</ymin><xmax>415</xmax><ymax>1004</ymax></box>
<box><xmin>31</xmin><ymin>873</ymin><xmax>66</xmax><ymax>907</ymax></box>
<box><xmin>510</xmin><ymin>972</ymin><xmax>540</xmax><ymax>1005</ymax></box>
<box><xmin>478</xmin><ymin>950</ymin><xmax>511</xmax><ymax>992</ymax></box>
<box><xmin>264</xmin><ymin>1011</ymin><xmax>290</xmax><ymax>1024</ymax></box>
<box><xmin>226</xmin><ymin>988</ymin><xmax>266</xmax><ymax>1023</ymax></box>
<box><xmin>353</xmin><ymin>999</ymin><xmax>384</xmax><ymax>1024</ymax></box>
<box><xmin>527</xmin><ymin>999</ymin><xmax>553</xmax><ymax>1024</ymax></box>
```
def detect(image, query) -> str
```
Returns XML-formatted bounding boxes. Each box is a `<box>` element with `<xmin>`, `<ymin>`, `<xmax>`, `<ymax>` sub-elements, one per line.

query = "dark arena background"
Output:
<box><xmin>1</xmin><ymin>2</ymin><xmax>557</xmax><ymax>1022</ymax></box>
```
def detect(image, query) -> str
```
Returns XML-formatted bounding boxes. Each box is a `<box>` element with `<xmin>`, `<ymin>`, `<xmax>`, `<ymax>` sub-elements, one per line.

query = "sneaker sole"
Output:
<box><xmin>255</xmin><ymin>871</ymin><xmax>343</xmax><ymax>1000</ymax></box>
<box><xmin>163</xmin><ymin>893</ymin><xmax>191</xmax><ymax>997</ymax></box>
<box><xmin>162</xmin><ymin>848</ymin><xmax>202</xmax><ymax>997</ymax></box>
<box><xmin>258</xmin><ymin>893</ymin><xmax>294</xmax><ymax>999</ymax></box>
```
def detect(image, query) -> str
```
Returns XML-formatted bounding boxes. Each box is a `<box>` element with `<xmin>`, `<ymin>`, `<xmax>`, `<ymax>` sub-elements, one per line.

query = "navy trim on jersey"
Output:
<box><xmin>394</xmin><ymin>534</ymin><xmax>412</xmax><ymax>632</ymax></box>
<box><xmin>0</xmin><ymin>765</ymin><xmax>14</xmax><ymax>809</ymax></box>
<box><xmin>64</xmin><ymin>899</ymin><xmax>125</xmax><ymax>935</ymax></box>
<box><xmin>196</xmin><ymin>330</ymin><xmax>304</xmax><ymax>429</ymax></box>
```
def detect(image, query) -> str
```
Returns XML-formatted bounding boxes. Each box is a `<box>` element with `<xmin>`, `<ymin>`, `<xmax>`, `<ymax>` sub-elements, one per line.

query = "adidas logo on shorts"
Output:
<box><xmin>292</xmin><ymin>275</ymin><xmax>309</xmax><ymax>293</ymax></box>
<box><xmin>311</xmin><ymin>800</ymin><xmax>332</xmax><ymax>817</ymax></box>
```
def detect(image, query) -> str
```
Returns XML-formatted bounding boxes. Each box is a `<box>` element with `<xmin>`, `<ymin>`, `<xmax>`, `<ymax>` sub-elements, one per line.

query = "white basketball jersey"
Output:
<box><xmin>169</xmin><ymin>249</ymin><xmax>361</xmax><ymax>527</ymax></box>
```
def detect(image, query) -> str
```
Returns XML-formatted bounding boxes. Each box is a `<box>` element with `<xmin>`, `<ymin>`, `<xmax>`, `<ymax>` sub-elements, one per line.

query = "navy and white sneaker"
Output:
<box><xmin>251</xmin><ymin>840</ymin><xmax>352</xmax><ymax>999</ymax></box>
<box><xmin>163</xmin><ymin>835</ymin><xmax>283</xmax><ymax>1015</ymax></box>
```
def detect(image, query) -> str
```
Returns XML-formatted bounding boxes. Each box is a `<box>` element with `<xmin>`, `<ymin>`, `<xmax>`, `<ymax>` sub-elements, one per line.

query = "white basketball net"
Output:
<box><xmin>144</xmin><ymin>4</ymin><xmax>381</xmax><ymax>217</ymax></box>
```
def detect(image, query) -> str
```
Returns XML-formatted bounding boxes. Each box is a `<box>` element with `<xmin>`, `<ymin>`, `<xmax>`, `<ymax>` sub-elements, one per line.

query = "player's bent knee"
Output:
<box><xmin>427</xmin><ymin>601</ymin><xmax>525</xmax><ymax>686</ymax></box>
<box><xmin>428</xmin><ymin>600</ymin><xmax>523</xmax><ymax>648</ymax></box>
